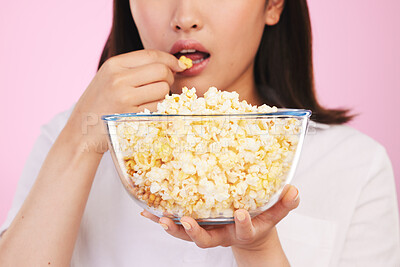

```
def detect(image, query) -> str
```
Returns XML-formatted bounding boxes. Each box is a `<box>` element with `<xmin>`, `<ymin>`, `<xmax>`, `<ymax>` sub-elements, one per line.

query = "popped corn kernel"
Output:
<box><xmin>116</xmin><ymin>87</ymin><xmax>301</xmax><ymax>219</ymax></box>
<box><xmin>179</xmin><ymin>56</ymin><xmax>193</xmax><ymax>69</ymax></box>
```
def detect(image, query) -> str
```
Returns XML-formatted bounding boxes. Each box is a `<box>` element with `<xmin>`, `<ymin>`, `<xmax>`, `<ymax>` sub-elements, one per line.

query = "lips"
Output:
<box><xmin>170</xmin><ymin>39</ymin><xmax>210</xmax><ymax>55</ymax></box>
<box><xmin>170</xmin><ymin>39</ymin><xmax>211</xmax><ymax>66</ymax></box>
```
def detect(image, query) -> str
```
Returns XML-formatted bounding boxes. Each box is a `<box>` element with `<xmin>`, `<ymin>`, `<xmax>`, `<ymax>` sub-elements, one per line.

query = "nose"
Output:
<box><xmin>171</xmin><ymin>2</ymin><xmax>203</xmax><ymax>32</ymax></box>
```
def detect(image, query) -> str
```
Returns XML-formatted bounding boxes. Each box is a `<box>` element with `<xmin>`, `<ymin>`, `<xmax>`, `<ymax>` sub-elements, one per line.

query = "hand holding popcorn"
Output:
<box><xmin>141</xmin><ymin>185</ymin><xmax>299</xmax><ymax>250</ymax></box>
<box><xmin>65</xmin><ymin>49</ymin><xmax>187</xmax><ymax>153</ymax></box>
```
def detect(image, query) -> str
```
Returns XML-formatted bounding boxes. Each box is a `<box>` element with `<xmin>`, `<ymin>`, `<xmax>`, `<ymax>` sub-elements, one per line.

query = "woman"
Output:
<box><xmin>1</xmin><ymin>0</ymin><xmax>399</xmax><ymax>266</ymax></box>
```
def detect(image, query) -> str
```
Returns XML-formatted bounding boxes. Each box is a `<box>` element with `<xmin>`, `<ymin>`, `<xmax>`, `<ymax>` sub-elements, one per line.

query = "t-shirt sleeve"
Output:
<box><xmin>0</xmin><ymin>107</ymin><xmax>73</xmax><ymax>238</ymax></box>
<box><xmin>338</xmin><ymin>145</ymin><xmax>400</xmax><ymax>266</ymax></box>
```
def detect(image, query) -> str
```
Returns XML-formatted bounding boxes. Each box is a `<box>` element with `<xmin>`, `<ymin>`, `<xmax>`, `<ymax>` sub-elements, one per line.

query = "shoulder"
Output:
<box><xmin>295</xmin><ymin>121</ymin><xmax>393</xmax><ymax>207</ymax></box>
<box><xmin>310</xmin><ymin>121</ymin><xmax>383</xmax><ymax>150</ymax></box>
<box><xmin>40</xmin><ymin>103</ymin><xmax>76</xmax><ymax>142</ymax></box>
<box><xmin>302</xmin><ymin>121</ymin><xmax>389</xmax><ymax>169</ymax></box>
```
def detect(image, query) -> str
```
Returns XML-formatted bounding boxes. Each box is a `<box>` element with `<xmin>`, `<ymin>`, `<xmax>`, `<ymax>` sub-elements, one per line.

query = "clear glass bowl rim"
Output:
<box><xmin>101</xmin><ymin>108</ymin><xmax>312</xmax><ymax>122</ymax></box>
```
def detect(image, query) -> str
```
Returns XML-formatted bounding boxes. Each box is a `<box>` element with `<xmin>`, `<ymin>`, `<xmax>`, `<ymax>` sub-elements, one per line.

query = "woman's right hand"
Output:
<box><xmin>66</xmin><ymin>49</ymin><xmax>187</xmax><ymax>154</ymax></box>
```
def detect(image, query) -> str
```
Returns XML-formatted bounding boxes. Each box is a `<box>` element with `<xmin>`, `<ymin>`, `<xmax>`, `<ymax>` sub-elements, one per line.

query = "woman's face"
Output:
<box><xmin>130</xmin><ymin>0</ymin><xmax>279</xmax><ymax>97</ymax></box>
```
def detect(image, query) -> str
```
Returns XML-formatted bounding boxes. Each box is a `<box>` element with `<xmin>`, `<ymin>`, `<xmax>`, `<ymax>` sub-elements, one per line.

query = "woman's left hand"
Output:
<box><xmin>140</xmin><ymin>185</ymin><xmax>299</xmax><ymax>251</ymax></box>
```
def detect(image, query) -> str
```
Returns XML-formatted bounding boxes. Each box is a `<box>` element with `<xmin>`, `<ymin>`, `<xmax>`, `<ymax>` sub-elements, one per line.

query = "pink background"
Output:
<box><xmin>0</xmin><ymin>0</ymin><xmax>399</xmax><ymax>224</ymax></box>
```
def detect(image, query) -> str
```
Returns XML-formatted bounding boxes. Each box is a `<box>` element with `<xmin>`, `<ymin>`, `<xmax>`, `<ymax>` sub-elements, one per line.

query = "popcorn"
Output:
<box><xmin>179</xmin><ymin>56</ymin><xmax>193</xmax><ymax>69</ymax></box>
<box><xmin>117</xmin><ymin>87</ymin><xmax>300</xmax><ymax>218</ymax></box>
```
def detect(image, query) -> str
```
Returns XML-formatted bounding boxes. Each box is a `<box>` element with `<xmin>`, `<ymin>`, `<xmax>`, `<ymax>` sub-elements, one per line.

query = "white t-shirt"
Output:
<box><xmin>1</xmin><ymin>105</ymin><xmax>399</xmax><ymax>267</ymax></box>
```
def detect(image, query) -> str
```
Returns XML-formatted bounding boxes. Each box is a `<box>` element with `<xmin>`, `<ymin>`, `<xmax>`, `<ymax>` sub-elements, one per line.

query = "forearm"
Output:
<box><xmin>0</xmin><ymin>122</ymin><xmax>103</xmax><ymax>266</ymax></box>
<box><xmin>231</xmin><ymin>228</ymin><xmax>290</xmax><ymax>267</ymax></box>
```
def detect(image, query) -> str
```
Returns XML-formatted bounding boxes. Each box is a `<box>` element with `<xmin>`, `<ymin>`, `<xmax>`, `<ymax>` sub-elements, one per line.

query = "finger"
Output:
<box><xmin>234</xmin><ymin>209</ymin><xmax>256</xmax><ymax>242</ymax></box>
<box><xmin>137</xmin><ymin>100</ymin><xmax>161</xmax><ymax>113</ymax></box>
<box><xmin>141</xmin><ymin>211</ymin><xmax>192</xmax><ymax>242</ymax></box>
<box><xmin>180</xmin><ymin>217</ymin><xmax>229</xmax><ymax>248</ymax></box>
<box><xmin>140</xmin><ymin>210</ymin><xmax>160</xmax><ymax>223</ymax></box>
<box><xmin>158</xmin><ymin>217</ymin><xmax>192</xmax><ymax>242</ymax></box>
<box><xmin>202</xmin><ymin>225</ymin><xmax>225</xmax><ymax>231</ymax></box>
<box><xmin>121</xmin><ymin>81</ymin><xmax>170</xmax><ymax>106</ymax></box>
<box><xmin>125</xmin><ymin>63</ymin><xmax>175</xmax><ymax>87</ymax></box>
<box><xmin>281</xmin><ymin>185</ymin><xmax>300</xmax><ymax>208</ymax></box>
<box><xmin>254</xmin><ymin>185</ymin><xmax>299</xmax><ymax>228</ymax></box>
<box><xmin>111</xmin><ymin>49</ymin><xmax>186</xmax><ymax>72</ymax></box>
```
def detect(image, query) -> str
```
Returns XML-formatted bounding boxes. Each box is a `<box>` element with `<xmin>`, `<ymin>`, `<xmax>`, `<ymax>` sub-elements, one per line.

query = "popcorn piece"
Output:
<box><xmin>179</xmin><ymin>56</ymin><xmax>193</xmax><ymax>69</ymax></box>
<box><xmin>117</xmin><ymin>87</ymin><xmax>300</xmax><ymax>219</ymax></box>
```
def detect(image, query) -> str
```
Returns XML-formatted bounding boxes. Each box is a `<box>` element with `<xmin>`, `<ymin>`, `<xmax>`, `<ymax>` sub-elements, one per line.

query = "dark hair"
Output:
<box><xmin>99</xmin><ymin>0</ymin><xmax>354</xmax><ymax>124</ymax></box>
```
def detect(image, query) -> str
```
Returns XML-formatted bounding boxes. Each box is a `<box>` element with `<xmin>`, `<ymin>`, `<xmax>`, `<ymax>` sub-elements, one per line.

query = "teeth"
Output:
<box><xmin>180</xmin><ymin>49</ymin><xmax>197</xmax><ymax>54</ymax></box>
<box><xmin>192</xmin><ymin>58</ymin><xmax>205</xmax><ymax>64</ymax></box>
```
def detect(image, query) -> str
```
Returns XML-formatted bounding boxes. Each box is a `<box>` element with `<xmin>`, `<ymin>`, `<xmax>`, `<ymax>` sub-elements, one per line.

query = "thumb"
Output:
<box><xmin>234</xmin><ymin>209</ymin><xmax>256</xmax><ymax>242</ymax></box>
<box><xmin>256</xmin><ymin>185</ymin><xmax>300</xmax><ymax>227</ymax></box>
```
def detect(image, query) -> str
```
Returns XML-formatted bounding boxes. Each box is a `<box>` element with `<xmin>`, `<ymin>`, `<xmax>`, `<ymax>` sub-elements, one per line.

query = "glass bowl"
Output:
<box><xmin>102</xmin><ymin>109</ymin><xmax>311</xmax><ymax>225</ymax></box>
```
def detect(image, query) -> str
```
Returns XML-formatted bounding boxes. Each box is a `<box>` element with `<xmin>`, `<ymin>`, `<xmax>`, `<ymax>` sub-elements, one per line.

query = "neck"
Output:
<box><xmin>224</xmin><ymin>63</ymin><xmax>264</xmax><ymax>107</ymax></box>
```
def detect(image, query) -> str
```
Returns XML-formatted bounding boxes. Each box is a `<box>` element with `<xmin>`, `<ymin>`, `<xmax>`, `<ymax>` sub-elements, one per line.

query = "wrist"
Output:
<box><xmin>63</xmin><ymin>113</ymin><xmax>109</xmax><ymax>155</ymax></box>
<box><xmin>231</xmin><ymin>228</ymin><xmax>289</xmax><ymax>267</ymax></box>
<box><xmin>232</xmin><ymin>226</ymin><xmax>276</xmax><ymax>252</ymax></box>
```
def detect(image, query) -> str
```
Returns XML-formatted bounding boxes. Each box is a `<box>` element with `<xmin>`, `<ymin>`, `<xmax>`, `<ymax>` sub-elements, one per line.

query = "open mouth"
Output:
<box><xmin>173</xmin><ymin>50</ymin><xmax>211</xmax><ymax>65</ymax></box>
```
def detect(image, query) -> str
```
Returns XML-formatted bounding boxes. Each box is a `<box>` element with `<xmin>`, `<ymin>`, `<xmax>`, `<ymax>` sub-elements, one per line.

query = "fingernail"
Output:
<box><xmin>236</xmin><ymin>211</ymin><xmax>246</xmax><ymax>222</ymax></box>
<box><xmin>178</xmin><ymin>60</ymin><xmax>187</xmax><ymax>70</ymax></box>
<box><xmin>291</xmin><ymin>186</ymin><xmax>299</xmax><ymax>202</ymax></box>
<box><xmin>159</xmin><ymin>223</ymin><xmax>169</xmax><ymax>230</ymax></box>
<box><xmin>181</xmin><ymin>221</ymin><xmax>192</xmax><ymax>230</ymax></box>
